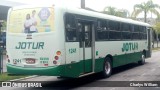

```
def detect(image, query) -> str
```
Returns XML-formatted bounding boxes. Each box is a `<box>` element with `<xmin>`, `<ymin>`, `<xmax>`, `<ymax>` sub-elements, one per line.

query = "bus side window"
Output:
<box><xmin>121</xmin><ymin>23</ymin><xmax>131</xmax><ymax>40</ymax></box>
<box><xmin>108</xmin><ymin>20</ymin><xmax>121</xmax><ymax>40</ymax></box>
<box><xmin>143</xmin><ymin>27</ymin><xmax>147</xmax><ymax>39</ymax></box>
<box><xmin>132</xmin><ymin>25</ymin><xmax>140</xmax><ymax>40</ymax></box>
<box><xmin>65</xmin><ymin>14</ymin><xmax>77</xmax><ymax>42</ymax></box>
<box><xmin>85</xmin><ymin>25</ymin><xmax>89</xmax><ymax>39</ymax></box>
<box><xmin>97</xmin><ymin>19</ymin><xmax>108</xmax><ymax>40</ymax></box>
<box><xmin>84</xmin><ymin>25</ymin><xmax>91</xmax><ymax>47</ymax></box>
<box><xmin>141</xmin><ymin>26</ymin><xmax>147</xmax><ymax>40</ymax></box>
<box><xmin>78</xmin><ymin>23</ymin><xmax>84</xmax><ymax>47</ymax></box>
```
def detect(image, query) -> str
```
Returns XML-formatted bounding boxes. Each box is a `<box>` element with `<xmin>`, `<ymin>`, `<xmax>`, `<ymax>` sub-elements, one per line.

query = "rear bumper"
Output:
<box><xmin>7</xmin><ymin>64</ymin><xmax>63</xmax><ymax>76</ymax></box>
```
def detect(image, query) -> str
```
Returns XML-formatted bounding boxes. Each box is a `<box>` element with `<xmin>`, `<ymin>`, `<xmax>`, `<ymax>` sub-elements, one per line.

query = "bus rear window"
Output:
<box><xmin>8</xmin><ymin>7</ymin><xmax>54</xmax><ymax>33</ymax></box>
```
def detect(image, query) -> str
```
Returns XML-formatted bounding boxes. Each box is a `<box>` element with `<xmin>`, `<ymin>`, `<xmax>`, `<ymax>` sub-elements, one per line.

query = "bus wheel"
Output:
<box><xmin>101</xmin><ymin>57</ymin><xmax>112</xmax><ymax>78</ymax></box>
<box><xmin>138</xmin><ymin>53</ymin><xmax>145</xmax><ymax>65</ymax></box>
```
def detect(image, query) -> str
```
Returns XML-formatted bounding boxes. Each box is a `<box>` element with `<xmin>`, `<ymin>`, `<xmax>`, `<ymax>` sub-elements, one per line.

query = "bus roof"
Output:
<box><xmin>10</xmin><ymin>4</ymin><xmax>151</xmax><ymax>27</ymax></box>
<box><xmin>66</xmin><ymin>7</ymin><xmax>151</xmax><ymax>27</ymax></box>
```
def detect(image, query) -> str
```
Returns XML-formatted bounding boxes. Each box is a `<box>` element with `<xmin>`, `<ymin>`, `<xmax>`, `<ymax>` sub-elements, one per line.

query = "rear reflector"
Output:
<box><xmin>7</xmin><ymin>55</ymin><xmax>9</xmax><ymax>59</ymax></box>
<box><xmin>8</xmin><ymin>59</ymin><xmax>10</xmax><ymax>63</ymax></box>
<box><xmin>44</xmin><ymin>64</ymin><xmax>48</xmax><ymax>66</ymax></box>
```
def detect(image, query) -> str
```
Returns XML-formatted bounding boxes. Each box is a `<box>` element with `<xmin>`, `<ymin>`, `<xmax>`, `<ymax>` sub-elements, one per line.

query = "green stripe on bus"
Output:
<box><xmin>7</xmin><ymin>52</ymin><xmax>142</xmax><ymax>78</ymax></box>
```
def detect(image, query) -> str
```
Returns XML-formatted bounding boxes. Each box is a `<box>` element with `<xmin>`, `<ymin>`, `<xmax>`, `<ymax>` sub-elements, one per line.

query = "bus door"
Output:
<box><xmin>78</xmin><ymin>20</ymin><xmax>95</xmax><ymax>73</ymax></box>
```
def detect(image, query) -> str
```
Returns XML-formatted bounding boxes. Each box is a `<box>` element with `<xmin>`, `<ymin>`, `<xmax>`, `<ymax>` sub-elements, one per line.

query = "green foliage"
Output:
<box><xmin>103</xmin><ymin>6</ymin><xmax>116</xmax><ymax>15</ymax></box>
<box><xmin>131</xmin><ymin>0</ymin><xmax>160</xmax><ymax>22</ymax></box>
<box><xmin>153</xmin><ymin>22</ymin><xmax>160</xmax><ymax>34</ymax></box>
<box><xmin>0</xmin><ymin>73</ymin><xmax>28</xmax><ymax>81</ymax></box>
<box><xmin>2</xmin><ymin>21</ymin><xmax>7</xmax><ymax>27</ymax></box>
<box><xmin>152</xmin><ymin>47</ymin><xmax>160</xmax><ymax>50</ymax></box>
<box><xmin>102</xmin><ymin>6</ymin><xmax>129</xmax><ymax>18</ymax></box>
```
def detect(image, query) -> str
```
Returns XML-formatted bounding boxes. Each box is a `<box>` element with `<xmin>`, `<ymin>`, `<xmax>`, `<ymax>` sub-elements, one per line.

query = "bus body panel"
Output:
<box><xmin>95</xmin><ymin>40</ymin><xmax>148</xmax><ymax>68</ymax></box>
<box><xmin>6</xmin><ymin>6</ymin><xmax>66</xmax><ymax>76</ymax></box>
<box><xmin>6</xmin><ymin>5</ymin><xmax>152</xmax><ymax>78</ymax></box>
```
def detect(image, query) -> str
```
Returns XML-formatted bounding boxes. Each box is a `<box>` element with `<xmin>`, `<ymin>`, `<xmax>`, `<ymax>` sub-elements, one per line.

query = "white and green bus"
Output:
<box><xmin>6</xmin><ymin>5</ymin><xmax>152</xmax><ymax>78</ymax></box>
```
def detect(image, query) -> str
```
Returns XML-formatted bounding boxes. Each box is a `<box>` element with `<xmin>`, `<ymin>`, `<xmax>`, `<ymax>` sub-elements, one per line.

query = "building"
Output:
<box><xmin>0</xmin><ymin>0</ymin><xmax>26</xmax><ymax>32</ymax></box>
<box><xmin>0</xmin><ymin>0</ymin><xmax>25</xmax><ymax>20</ymax></box>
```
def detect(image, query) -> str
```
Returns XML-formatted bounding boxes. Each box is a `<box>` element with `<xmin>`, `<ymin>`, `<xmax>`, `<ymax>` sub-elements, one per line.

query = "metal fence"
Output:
<box><xmin>0</xmin><ymin>26</ymin><xmax>6</xmax><ymax>74</ymax></box>
<box><xmin>0</xmin><ymin>48</ymin><xmax>4</xmax><ymax>74</ymax></box>
<box><xmin>152</xmin><ymin>41</ymin><xmax>160</xmax><ymax>48</ymax></box>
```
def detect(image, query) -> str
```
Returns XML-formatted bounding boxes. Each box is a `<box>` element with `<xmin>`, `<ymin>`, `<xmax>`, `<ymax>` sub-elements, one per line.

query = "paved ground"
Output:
<box><xmin>1</xmin><ymin>51</ymin><xmax>160</xmax><ymax>90</ymax></box>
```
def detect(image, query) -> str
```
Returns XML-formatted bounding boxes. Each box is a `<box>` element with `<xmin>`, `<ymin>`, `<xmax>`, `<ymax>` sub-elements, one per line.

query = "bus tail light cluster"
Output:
<box><xmin>53</xmin><ymin>60</ymin><xmax>57</xmax><ymax>64</ymax></box>
<box><xmin>54</xmin><ymin>56</ymin><xmax>59</xmax><ymax>60</ymax></box>
<box><xmin>7</xmin><ymin>55</ymin><xmax>10</xmax><ymax>63</ymax></box>
<box><xmin>53</xmin><ymin>51</ymin><xmax>61</xmax><ymax>64</ymax></box>
<box><xmin>56</xmin><ymin>51</ymin><xmax>61</xmax><ymax>55</ymax></box>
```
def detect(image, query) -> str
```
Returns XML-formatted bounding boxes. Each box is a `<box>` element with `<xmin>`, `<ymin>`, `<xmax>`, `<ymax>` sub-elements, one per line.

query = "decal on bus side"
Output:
<box><xmin>40</xmin><ymin>61</ymin><xmax>48</xmax><ymax>64</ymax></box>
<box><xmin>69</xmin><ymin>48</ymin><xmax>76</xmax><ymax>54</ymax></box>
<box><xmin>13</xmin><ymin>59</ymin><xmax>21</xmax><ymax>63</ymax></box>
<box><xmin>40</xmin><ymin>57</ymin><xmax>49</xmax><ymax>60</ymax></box>
<box><xmin>15</xmin><ymin>42</ymin><xmax>44</xmax><ymax>49</ymax></box>
<box><xmin>40</xmin><ymin>57</ymin><xmax>49</xmax><ymax>65</ymax></box>
<box><xmin>122</xmin><ymin>42</ymin><xmax>138</xmax><ymax>52</ymax></box>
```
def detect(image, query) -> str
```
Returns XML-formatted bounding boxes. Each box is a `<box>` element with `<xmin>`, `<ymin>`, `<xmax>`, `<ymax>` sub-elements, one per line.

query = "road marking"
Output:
<box><xmin>10</xmin><ymin>75</ymin><xmax>38</xmax><ymax>81</ymax></box>
<box><xmin>154</xmin><ymin>86</ymin><xmax>160</xmax><ymax>89</ymax></box>
<box><xmin>110</xmin><ymin>88</ymin><xmax>115</xmax><ymax>90</ymax></box>
<box><xmin>129</xmin><ymin>79</ymin><xmax>135</xmax><ymax>81</ymax></box>
<box><xmin>141</xmin><ymin>73</ymin><xmax>146</xmax><ymax>76</ymax></box>
<box><xmin>151</xmin><ymin>68</ymin><xmax>156</xmax><ymax>72</ymax></box>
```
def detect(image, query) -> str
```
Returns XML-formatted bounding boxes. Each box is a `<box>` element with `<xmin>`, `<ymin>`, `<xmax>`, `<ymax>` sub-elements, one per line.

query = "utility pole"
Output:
<box><xmin>81</xmin><ymin>0</ymin><xmax>85</xmax><ymax>9</ymax></box>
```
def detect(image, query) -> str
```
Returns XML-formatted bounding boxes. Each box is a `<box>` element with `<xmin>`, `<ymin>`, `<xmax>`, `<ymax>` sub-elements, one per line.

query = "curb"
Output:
<box><xmin>9</xmin><ymin>75</ymin><xmax>38</xmax><ymax>81</ymax></box>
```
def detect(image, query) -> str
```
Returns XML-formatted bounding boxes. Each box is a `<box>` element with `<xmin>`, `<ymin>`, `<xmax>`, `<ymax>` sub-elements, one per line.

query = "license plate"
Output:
<box><xmin>25</xmin><ymin>58</ymin><xmax>36</xmax><ymax>64</ymax></box>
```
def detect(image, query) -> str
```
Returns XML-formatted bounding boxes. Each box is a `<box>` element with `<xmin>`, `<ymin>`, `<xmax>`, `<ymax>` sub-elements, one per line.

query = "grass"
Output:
<box><xmin>0</xmin><ymin>73</ymin><xmax>28</xmax><ymax>81</ymax></box>
<box><xmin>152</xmin><ymin>47</ymin><xmax>160</xmax><ymax>51</ymax></box>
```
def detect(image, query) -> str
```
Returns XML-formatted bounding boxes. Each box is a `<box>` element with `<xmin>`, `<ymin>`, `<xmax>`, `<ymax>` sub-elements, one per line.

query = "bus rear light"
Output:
<box><xmin>8</xmin><ymin>59</ymin><xmax>10</xmax><ymax>63</ymax></box>
<box><xmin>56</xmin><ymin>51</ymin><xmax>61</xmax><ymax>55</ymax></box>
<box><xmin>7</xmin><ymin>55</ymin><xmax>10</xmax><ymax>63</ymax></box>
<box><xmin>53</xmin><ymin>60</ymin><xmax>57</xmax><ymax>64</ymax></box>
<box><xmin>7</xmin><ymin>55</ymin><xmax>9</xmax><ymax>59</ymax></box>
<box><xmin>54</xmin><ymin>56</ymin><xmax>59</xmax><ymax>60</ymax></box>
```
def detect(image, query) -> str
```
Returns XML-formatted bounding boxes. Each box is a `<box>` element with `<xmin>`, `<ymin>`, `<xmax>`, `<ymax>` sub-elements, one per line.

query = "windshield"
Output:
<box><xmin>8</xmin><ymin>7</ymin><xmax>54</xmax><ymax>33</ymax></box>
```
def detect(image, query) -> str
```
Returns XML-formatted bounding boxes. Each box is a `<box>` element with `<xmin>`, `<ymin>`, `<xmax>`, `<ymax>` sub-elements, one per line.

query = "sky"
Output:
<box><xmin>6</xmin><ymin>0</ymin><xmax>160</xmax><ymax>17</ymax></box>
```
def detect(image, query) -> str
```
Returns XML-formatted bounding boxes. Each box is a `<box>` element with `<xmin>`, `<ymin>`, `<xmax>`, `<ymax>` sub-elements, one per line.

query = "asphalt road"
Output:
<box><xmin>1</xmin><ymin>50</ymin><xmax>160</xmax><ymax>90</ymax></box>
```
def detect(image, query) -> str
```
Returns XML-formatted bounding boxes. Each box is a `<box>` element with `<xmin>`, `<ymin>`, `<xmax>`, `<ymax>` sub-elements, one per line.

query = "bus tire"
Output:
<box><xmin>101</xmin><ymin>57</ymin><xmax>112</xmax><ymax>78</ymax></box>
<box><xmin>138</xmin><ymin>53</ymin><xmax>145</xmax><ymax>65</ymax></box>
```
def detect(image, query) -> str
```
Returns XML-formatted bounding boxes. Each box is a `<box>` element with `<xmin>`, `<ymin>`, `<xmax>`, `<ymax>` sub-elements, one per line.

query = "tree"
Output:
<box><xmin>103</xmin><ymin>6</ymin><xmax>129</xmax><ymax>18</ymax></box>
<box><xmin>0</xmin><ymin>20</ymin><xmax>7</xmax><ymax>32</ymax></box>
<box><xmin>116</xmin><ymin>9</ymin><xmax>130</xmax><ymax>18</ymax></box>
<box><xmin>153</xmin><ymin>22</ymin><xmax>160</xmax><ymax>34</ymax></box>
<box><xmin>1</xmin><ymin>20</ymin><xmax>6</xmax><ymax>28</ymax></box>
<box><xmin>153</xmin><ymin>22</ymin><xmax>160</xmax><ymax>47</ymax></box>
<box><xmin>131</xmin><ymin>0</ymin><xmax>160</xmax><ymax>22</ymax></box>
<box><xmin>103</xmin><ymin>6</ymin><xmax>117</xmax><ymax>15</ymax></box>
